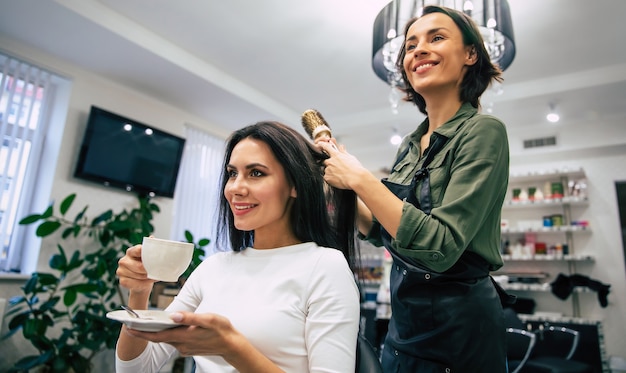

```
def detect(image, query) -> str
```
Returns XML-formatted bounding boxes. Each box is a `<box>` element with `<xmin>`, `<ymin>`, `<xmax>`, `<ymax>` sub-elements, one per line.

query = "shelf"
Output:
<box><xmin>501</xmin><ymin>282</ymin><xmax>551</xmax><ymax>291</ymax></box>
<box><xmin>502</xmin><ymin>225</ymin><xmax>591</xmax><ymax>234</ymax></box>
<box><xmin>503</xmin><ymin>166</ymin><xmax>593</xmax><ymax>320</ymax></box>
<box><xmin>518</xmin><ymin>313</ymin><xmax>602</xmax><ymax>325</ymax></box>
<box><xmin>358</xmin><ymin>279</ymin><xmax>382</xmax><ymax>286</ymax></box>
<box><xmin>503</xmin><ymin>196</ymin><xmax>589</xmax><ymax>209</ymax></box>
<box><xmin>500</xmin><ymin>283</ymin><xmax>594</xmax><ymax>293</ymax></box>
<box><xmin>502</xmin><ymin>283</ymin><xmax>589</xmax><ymax>292</ymax></box>
<box><xmin>509</xmin><ymin>168</ymin><xmax>586</xmax><ymax>183</ymax></box>
<box><xmin>502</xmin><ymin>254</ymin><xmax>594</xmax><ymax>262</ymax></box>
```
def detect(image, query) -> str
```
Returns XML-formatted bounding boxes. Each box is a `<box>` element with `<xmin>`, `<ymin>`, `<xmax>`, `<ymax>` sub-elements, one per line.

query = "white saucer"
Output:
<box><xmin>106</xmin><ymin>309</ymin><xmax>180</xmax><ymax>332</ymax></box>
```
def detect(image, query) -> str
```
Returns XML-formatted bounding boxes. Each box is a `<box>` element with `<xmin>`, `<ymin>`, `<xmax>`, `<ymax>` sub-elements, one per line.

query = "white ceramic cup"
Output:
<box><xmin>141</xmin><ymin>237</ymin><xmax>194</xmax><ymax>282</ymax></box>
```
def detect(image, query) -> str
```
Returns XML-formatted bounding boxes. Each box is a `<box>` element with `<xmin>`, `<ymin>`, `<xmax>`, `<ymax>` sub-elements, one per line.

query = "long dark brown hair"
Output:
<box><xmin>396</xmin><ymin>5</ymin><xmax>503</xmax><ymax>115</ymax></box>
<box><xmin>215</xmin><ymin>121</ymin><xmax>359</xmax><ymax>271</ymax></box>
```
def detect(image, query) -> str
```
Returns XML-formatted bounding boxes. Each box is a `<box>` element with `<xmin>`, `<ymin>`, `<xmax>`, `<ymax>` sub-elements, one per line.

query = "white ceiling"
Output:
<box><xmin>1</xmin><ymin>0</ymin><xmax>625</xmax><ymax>172</ymax></box>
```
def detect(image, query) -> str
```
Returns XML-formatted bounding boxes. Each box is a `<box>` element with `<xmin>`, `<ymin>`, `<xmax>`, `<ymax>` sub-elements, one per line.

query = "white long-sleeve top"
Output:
<box><xmin>115</xmin><ymin>242</ymin><xmax>360</xmax><ymax>373</ymax></box>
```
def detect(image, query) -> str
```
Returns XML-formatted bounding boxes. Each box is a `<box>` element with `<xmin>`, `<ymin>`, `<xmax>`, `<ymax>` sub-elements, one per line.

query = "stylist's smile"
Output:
<box><xmin>413</xmin><ymin>61</ymin><xmax>438</xmax><ymax>72</ymax></box>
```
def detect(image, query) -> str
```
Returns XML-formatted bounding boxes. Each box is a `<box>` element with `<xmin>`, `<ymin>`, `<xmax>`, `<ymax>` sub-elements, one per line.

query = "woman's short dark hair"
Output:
<box><xmin>216</xmin><ymin>121</ymin><xmax>358</xmax><ymax>270</ymax></box>
<box><xmin>396</xmin><ymin>5</ymin><xmax>503</xmax><ymax>115</ymax></box>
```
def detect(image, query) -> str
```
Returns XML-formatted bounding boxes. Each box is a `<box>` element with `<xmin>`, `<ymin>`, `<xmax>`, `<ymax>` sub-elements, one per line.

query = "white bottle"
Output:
<box><xmin>519</xmin><ymin>189</ymin><xmax>529</xmax><ymax>202</ymax></box>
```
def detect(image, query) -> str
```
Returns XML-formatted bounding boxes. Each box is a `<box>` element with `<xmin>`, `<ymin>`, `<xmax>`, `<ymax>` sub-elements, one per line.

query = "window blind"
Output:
<box><xmin>0</xmin><ymin>53</ymin><xmax>52</xmax><ymax>271</ymax></box>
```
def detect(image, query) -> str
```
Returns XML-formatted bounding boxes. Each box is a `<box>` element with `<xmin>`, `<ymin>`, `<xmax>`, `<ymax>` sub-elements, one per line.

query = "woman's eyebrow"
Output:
<box><xmin>406</xmin><ymin>27</ymin><xmax>449</xmax><ymax>41</ymax></box>
<box><xmin>227</xmin><ymin>162</ymin><xmax>269</xmax><ymax>170</ymax></box>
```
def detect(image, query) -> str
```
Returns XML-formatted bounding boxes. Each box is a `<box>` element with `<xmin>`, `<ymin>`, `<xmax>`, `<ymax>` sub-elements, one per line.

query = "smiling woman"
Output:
<box><xmin>315</xmin><ymin>5</ymin><xmax>511</xmax><ymax>372</ymax></box>
<box><xmin>114</xmin><ymin>120</ymin><xmax>362</xmax><ymax>373</ymax></box>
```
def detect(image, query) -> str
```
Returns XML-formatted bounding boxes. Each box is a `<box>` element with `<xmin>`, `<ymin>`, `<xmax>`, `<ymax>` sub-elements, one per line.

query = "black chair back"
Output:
<box><xmin>356</xmin><ymin>334</ymin><xmax>383</xmax><ymax>373</ymax></box>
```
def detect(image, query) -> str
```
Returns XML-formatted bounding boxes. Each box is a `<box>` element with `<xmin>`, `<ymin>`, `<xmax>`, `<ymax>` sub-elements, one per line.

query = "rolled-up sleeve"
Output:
<box><xmin>381</xmin><ymin>111</ymin><xmax>509</xmax><ymax>273</ymax></box>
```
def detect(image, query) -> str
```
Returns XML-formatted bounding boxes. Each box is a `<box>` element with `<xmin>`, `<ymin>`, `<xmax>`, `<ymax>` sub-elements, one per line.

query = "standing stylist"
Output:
<box><xmin>318</xmin><ymin>5</ymin><xmax>511</xmax><ymax>372</ymax></box>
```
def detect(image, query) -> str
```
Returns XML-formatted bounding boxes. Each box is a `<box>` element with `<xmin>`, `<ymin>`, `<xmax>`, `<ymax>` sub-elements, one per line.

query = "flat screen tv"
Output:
<box><xmin>74</xmin><ymin>106</ymin><xmax>186</xmax><ymax>198</ymax></box>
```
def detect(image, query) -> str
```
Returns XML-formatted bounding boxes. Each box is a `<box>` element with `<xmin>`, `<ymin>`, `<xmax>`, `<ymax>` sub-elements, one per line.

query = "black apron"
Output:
<box><xmin>379</xmin><ymin>135</ymin><xmax>512</xmax><ymax>373</ymax></box>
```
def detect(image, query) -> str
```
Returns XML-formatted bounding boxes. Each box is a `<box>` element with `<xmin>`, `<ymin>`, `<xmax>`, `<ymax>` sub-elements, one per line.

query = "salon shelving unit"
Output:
<box><xmin>495</xmin><ymin>168</ymin><xmax>610</xmax><ymax>371</ymax></box>
<box><xmin>495</xmin><ymin>167</ymin><xmax>593</xmax><ymax>318</ymax></box>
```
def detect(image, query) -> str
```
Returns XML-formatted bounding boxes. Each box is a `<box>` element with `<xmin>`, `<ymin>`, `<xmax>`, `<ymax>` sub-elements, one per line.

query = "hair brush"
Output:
<box><xmin>301</xmin><ymin>109</ymin><xmax>332</xmax><ymax>140</ymax></box>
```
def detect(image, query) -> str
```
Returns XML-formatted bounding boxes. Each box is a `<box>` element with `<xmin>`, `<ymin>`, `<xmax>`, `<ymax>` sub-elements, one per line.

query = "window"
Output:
<box><xmin>0</xmin><ymin>51</ymin><xmax>68</xmax><ymax>273</ymax></box>
<box><xmin>170</xmin><ymin>124</ymin><xmax>224</xmax><ymax>255</ymax></box>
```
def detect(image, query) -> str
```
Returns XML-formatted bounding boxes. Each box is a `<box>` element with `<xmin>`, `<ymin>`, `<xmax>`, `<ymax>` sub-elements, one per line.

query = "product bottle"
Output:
<box><xmin>543</xmin><ymin>181</ymin><xmax>552</xmax><ymax>199</ymax></box>
<box><xmin>519</xmin><ymin>189</ymin><xmax>529</xmax><ymax>202</ymax></box>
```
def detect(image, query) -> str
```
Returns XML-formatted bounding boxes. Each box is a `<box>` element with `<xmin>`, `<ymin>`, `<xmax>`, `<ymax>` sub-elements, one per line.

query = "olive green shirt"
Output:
<box><xmin>364</xmin><ymin>102</ymin><xmax>509</xmax><ymax>272</ymax></box>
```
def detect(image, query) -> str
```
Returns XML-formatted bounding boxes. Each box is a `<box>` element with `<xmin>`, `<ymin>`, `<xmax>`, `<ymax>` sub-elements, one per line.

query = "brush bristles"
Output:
<box><xmin>301</xmin><ymin>109</ymin><xmax>332</xmax><ymax>140</ymax></box>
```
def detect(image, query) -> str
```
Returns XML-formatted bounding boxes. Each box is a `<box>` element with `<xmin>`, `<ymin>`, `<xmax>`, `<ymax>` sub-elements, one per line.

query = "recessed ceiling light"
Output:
<box><xmin>547</xmin><ymin>112</ymin><xmax>560</xmax><ymax>123</ymax></box>
<box><xmin>547</xmin><ymin>103</ymin><xmax>560</xmax><ymax>123</ymax></box>
<box><xmin>390</xmin><ymin>133</ymin><xmax>402</xmax><ymax>146</ymax></box>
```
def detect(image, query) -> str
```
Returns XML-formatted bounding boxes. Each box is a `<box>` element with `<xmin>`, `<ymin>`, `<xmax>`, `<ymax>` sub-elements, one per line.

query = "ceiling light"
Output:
<box><xmin>546</xmin><ymin>113</ymin><xmax>560</xmax><ymax>123</ymax></box>
<box><xmin>547</xmin><ymin>103</ymin><xmax>560</xmax><ymax>123</ymax></box>
<box><xmin>372</xmin><ymin>0</ymin><xmax>516</xmax><ymax>87</ymax></box>
<box><xmin>390</xmin><ymin>128</ymin><xmax>402</xmax><ymax>145</ymax></box>
<box><xmin>390</xmin><ymin>134</ymin><xmax>402</xmax><ymax>145</ymax></box>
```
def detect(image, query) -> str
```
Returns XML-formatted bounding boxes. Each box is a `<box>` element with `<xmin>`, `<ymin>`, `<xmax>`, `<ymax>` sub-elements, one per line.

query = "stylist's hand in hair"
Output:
<box><xmin>318</xmin><ymin>141</ymin><xmax>368</xmax><ymax>190</ymax></box>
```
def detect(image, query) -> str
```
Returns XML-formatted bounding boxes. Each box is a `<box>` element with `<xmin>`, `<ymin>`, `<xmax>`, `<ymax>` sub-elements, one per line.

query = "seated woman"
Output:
<box><xmin>114</xmin><ymin>121</ymin><xmax>361</xmax><ymax>373</ymax></box>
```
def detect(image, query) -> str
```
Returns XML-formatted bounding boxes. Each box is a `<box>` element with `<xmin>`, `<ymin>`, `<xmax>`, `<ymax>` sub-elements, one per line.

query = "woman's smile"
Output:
<box><xmin>412</xmin><ymin>60</ymin><xmax>439</xmax><ymax>74</ymax></box>
<box><xmin>232</xmin><ymin>202</ymin><xmax>258</xmax><ymax>215</ymax></box>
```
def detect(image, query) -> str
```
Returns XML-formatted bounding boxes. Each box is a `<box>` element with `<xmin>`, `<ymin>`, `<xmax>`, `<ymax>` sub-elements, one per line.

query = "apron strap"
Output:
<box><xmin>408</xmin><ymin>134</ymin><xmax>448</xmax><ymax>214</ymax></box>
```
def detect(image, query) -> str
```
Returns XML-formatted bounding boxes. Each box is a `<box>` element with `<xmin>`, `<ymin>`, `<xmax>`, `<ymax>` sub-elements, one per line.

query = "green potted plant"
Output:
<box><xmin>2</xmin><ymin>193</ymin><xmax>208</xmax><ymax>372</ymax></box>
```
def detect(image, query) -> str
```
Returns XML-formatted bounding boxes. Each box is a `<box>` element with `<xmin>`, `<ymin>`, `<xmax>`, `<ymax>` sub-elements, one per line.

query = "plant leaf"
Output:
<box><xmin>63</xmin><ymin>288</ymin><xmax>77</xmax><ymax>306</ymax></box>
<box><xmin>72</xmin><ymin>224</ymin><xmax>81</xmax><ymax>238</ymax></box>
<box><xmin>61</xmin><ymin>226</ymin><xmax>74</xmax><ymax>239</ymax></box>
<box><xmin>58</xmin><ymin>244</ymin><xmax>68</xmax><ymax>262</ymax></box>
<box><xmin>59</xmin><ymin>193</ymin><xmax>76</xmax><ymax>215</ymax></box>
<box><xmin>74</xmin><ymin>205</ymin><xmax>88</xmax><ymax>224</ymax></box>
<box><xmin>23</xmin><ymin>318</ymin><xmax>47</xmax><ymax>339</ymax></box>
<box><xmin>39</xmin><ymin>296</ymin><xmax>61</xmax><ymax>312</ymax></box>
<box><xmin>108</xmin><ymin>220</ymin><xmax>131</xmax><ymax>233</ymax></box>
<box><xmin>36</xmin><ymin>221</ymin><xmax>62</xmax><ymax>237</ymax></box>
<box><xmin>22</xmin><ymin>275</ymin><xmax>39</xmax><ymax>294</ymax></box>
<box><xmin>8</xmin><ymin>311</ymin><xmax>29</xmax><ymax>330</ymax></box>
<box><xmin>150</xmin><ymin>202</ymin><xmax>160</xmax><ymax>212</ymax></box>
<box><xmin>36</xmin><ymin>273</ymin><xmax>60</xmax><ymax>286</ymax></box>
<box><xmin>28</xmin><ymin>295</ymin><xmax>40</xmax><ymax>306</ymax></box>
<box><xmin>92</xmin><ymin>210</ymin><xmax>113</xmax><ymax>226</ymax></box>
<box><xmin>41</xmin><ymin>205</ymin><xmax>54</xmax><ymax>219</ymax></box>
<box><xmin>66</xmin><ymin>250</ymin><xmax>83</xmax><ymax>272</ymax></box>
<box><xmin>18</xmin><ymin>214</ymin><xmax>42</xmax><ymax>225</ymax></box>
<box><xmin>49</xmin><ymin>253</ymin><xmax>67</xmax><ymax>271</ymax></box>
<box><xmin>8</xmin><ymin>295</ymin><xmax>26</xmax><ymax>306</ymax></box>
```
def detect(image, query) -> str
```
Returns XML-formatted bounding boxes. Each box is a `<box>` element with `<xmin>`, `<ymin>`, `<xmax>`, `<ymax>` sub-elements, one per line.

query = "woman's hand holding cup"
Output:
<box><xmin>117</xmin><ymin>237</ymin><xmax>194</xmax><ymax>294</ymax></box>
<box><xmin>117</xmin><ymin>243</ymin><xmax>155</xmax><ymax>295</ymax></box>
